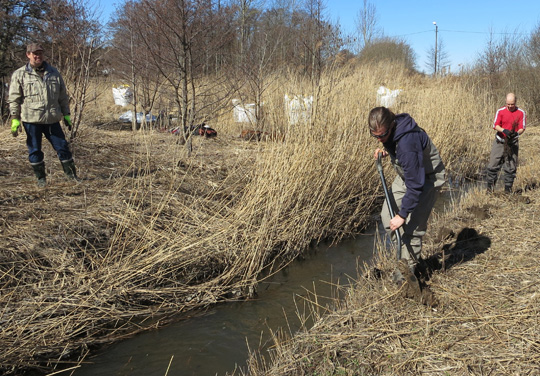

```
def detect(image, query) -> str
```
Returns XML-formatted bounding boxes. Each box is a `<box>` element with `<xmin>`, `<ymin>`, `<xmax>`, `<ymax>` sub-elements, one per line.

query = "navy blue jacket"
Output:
<box><xmin>383</xmin><ymin>113</ymin><xmax>441</xmax><ymax>218</ymax></box>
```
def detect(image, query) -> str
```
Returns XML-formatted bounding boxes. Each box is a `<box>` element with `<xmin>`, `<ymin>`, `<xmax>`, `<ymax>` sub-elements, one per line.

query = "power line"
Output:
<box><xmin>392</xmin><ymin>30</ymin><xmax>432</xmax><ymax>37</ymax></box>
<box><xmin>439</xmin><ymin>29</ymin><xmax>529</xmax><ymax>36</ymax></box>
<box><xmin>390</xmin><ymin>29</ymin><xmax>529</xmax><ymax>38</ymax></box>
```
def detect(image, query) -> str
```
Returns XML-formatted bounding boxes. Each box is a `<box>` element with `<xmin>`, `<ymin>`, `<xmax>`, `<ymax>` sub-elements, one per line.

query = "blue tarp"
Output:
<box><xmin>119</xmin><ymin>110</ymin><xmax>157</xmax><ymax>124</ymax></box>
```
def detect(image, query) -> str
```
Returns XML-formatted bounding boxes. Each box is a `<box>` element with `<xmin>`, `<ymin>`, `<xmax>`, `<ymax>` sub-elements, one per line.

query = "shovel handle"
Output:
<box><xmin>376</xmin><ymin>152</ymin><xmax>402</xmax><ymax>260</ymax></box>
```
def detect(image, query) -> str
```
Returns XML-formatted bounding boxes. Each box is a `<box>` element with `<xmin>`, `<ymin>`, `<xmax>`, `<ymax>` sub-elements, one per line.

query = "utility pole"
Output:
<box><xmin>433</xmin><ymin>21</ymin><xmax>438</xmax><ymax>76</ymax></box>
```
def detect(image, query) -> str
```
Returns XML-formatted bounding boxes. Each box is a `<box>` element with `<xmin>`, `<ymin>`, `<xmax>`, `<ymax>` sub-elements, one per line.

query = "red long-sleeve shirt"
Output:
<box><xmin>493</xmin><ymin>106</ymin><xmax>526</xmax><ymax>134</ymax></box>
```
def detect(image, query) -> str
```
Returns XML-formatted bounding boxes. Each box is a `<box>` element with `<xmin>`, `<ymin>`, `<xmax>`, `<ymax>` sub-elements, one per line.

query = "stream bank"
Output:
<box><xmin>72</xmin><ymin>230</ymin><xmax>375</xmax><ymax>376</ymax></box>
<box><xmin>72</xmin><ymin>185</ymin><xmax>463</xmax><ymax>375</ymax></box>
<box><xmin>241</xmin><ymin>157</ymin><xmax>540</xmax><ymax>374</ymax></box>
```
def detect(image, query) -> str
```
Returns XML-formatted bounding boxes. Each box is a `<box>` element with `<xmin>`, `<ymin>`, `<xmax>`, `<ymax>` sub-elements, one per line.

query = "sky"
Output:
<box><xmin>91</xmin><ymin>0</ymin><xmax>540</xmax><ymax>73</ymax></box>
<box><xmin>330</xmin><ymin>0</ymin><xmax>540</xmax><ymax>72</ymax></box>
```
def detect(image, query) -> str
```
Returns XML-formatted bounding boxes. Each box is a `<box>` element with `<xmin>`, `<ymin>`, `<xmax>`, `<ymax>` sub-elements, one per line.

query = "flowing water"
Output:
<box><xmin>73</xmin><ymin>188</ymin><xmax>458</xmax><ymax>376</ymax></box>
<box><xmin>72</xmin><ymin>232</ymin><xmax>375</xmax><ymax>376</ymax></box>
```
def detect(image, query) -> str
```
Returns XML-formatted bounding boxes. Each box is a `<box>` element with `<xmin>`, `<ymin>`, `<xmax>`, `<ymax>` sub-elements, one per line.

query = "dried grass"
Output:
<box><xmin>0</xmin><ymin>64</ymin><xmax>533</xmax><ymax>374</ymax></box>
<box><xmin>241</xmin><ymin>125</ymin><xmax>540</xmax><ymax>376</ymax></box>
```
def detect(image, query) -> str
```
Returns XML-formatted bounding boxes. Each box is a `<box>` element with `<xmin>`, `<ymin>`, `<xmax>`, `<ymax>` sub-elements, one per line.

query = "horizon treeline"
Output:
<box><xmin>2</xmin><ymin>0</ymin><xmax>540</xmax><ymax>126</ymax></box>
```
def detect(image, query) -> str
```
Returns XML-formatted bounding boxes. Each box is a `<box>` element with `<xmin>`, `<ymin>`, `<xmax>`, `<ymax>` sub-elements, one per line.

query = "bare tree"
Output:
<box><xmin>233</xmin><ymin>7</ymin><xmax>285</xmax><ymax>129</ymax></box>
<box><xmin>474</xmin><ymin>27</ymin><xmax>525</xmax><ymax>95</ymax></box>
<box><xmin>233</xmin><ymin>0</ymin><xmax>264</xmax><ymax>60</ymax></box>
<box><xmin>112</xmin><ymin>0</ymin><xmax>234</xmax><ymax>152</ymax></box>
<box><xmin>110</xmin><ymin>0</ymin><xmax>146</xmax><ymax>131</ymax></box>
<box><xmin>302</xmin><ymin>0</ymin><xmax>326</xmax><ymax>81</ymax></box>
<box><xmin>354</xmin><ymin>0</ymin><xmax>380</xmax><ymax>53</ymax></box>
<box><xmin>228</xmin><ymin>0</ymin><xmax>342</xmax><ymax>78</ymax></box>
<box><xmin>0</xmin><ymin>0</ymin><xmax>49</xmax><ymax>119</ymax></box>
<box><xmin>43</xmin><ymin>0</ymin><xmax>104</xmax><ymax>138</ymax></box>
<box><xmin>476</xmin><ymin>28</ymin><xmax>508</xmax><ymax>77</ymax></box>
<box><xmin>522</xmin><ymin>24</ymin><xmax>540</xmax><ymax>119</ymax></box>
<box><xmin>526</xmin><ymin>22</ymin><xmax>540</xmax><ymax>66</ymax></box>
<box><xmin>425</xmin><ymin>37</ymin><xmax>450</xmax><ymax>75</ymax></box>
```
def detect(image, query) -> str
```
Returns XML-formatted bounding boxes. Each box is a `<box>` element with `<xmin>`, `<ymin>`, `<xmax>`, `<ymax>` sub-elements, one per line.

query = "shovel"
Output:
<box><xmin>376</xmin><ymin>153</ymin><xmax>426</xmax><ymax>298</ymax></box>
<box><xmin>376</xmin><ymin>152</ymin><xmax>402</xmax><ymax>261</ymax></box>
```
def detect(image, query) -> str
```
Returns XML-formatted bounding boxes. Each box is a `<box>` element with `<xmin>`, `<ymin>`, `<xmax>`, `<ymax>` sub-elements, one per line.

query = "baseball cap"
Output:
<box><xmin>26</xmin><ymin>43</ymin><xmax>44</xmax><ymax>53</ymax></box>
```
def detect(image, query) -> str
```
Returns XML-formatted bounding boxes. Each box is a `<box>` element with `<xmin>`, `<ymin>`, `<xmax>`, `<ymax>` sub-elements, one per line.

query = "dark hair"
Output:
<box><xmin>368</xmin><ymin>106</ymin><xmax>396</xmax><ymax>132</ymax></box>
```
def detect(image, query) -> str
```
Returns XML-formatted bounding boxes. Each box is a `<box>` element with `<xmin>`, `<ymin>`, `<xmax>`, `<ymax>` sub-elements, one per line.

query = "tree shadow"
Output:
<box><xmin>418</xmin><ymin>227</ymin><xmax>492</xmax><ymax>282</ymax></box>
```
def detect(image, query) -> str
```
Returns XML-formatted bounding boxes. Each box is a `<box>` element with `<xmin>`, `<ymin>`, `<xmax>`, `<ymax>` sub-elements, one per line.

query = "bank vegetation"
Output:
<box><xmin>1</xmin><ymin>62</ymin><xmax>527</xmax><ymax>374</ymax></box>
<box><xmin>242</xmin><ymin>126</ymin><xmax>540</xmax><ymax>376</ymax></box>
<box><xmin>2</xmin><ymin>1</ymin><xmax>540</xmax><ymax>375</ymax></box>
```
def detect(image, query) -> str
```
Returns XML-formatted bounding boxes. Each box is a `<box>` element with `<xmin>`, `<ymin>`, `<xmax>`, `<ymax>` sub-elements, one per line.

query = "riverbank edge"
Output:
<box><xmin>242</xmin><ymin>130</ymin><xmax>540</xmax><ymax>375</ymax></box>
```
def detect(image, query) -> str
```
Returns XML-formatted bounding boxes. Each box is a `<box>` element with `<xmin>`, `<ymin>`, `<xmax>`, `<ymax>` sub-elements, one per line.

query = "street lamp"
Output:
<box><xmin>433</xmin><ymin>21</ymin><xmax>438</xmax><ymax>76</ymax></box>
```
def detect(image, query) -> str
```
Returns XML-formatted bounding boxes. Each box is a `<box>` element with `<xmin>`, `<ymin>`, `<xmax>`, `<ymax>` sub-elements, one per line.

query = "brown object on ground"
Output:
<box><xmin>240</xmin><ymin>129</ymin><xmax>285</xmax><ymax>142</ymax></box>
<box><xmin>396</xmin><ymin>259</ymin><xmax>438</xmax><ymax>308</ymax></box>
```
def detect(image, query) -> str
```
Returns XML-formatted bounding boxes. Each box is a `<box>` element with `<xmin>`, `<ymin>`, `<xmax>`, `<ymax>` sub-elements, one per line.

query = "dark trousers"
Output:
<box><xmin>23</xmin><ymin>122</ymin><xmax>72</xmax><ymax>165</ymax></box>
<box><xmin>486</xmin><ymin>138</ymin><xmax>518</xmax><ymax>188</ymax></box>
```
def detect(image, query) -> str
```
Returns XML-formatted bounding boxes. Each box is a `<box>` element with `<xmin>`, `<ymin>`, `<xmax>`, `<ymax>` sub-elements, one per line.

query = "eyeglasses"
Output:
<box><xmin>370</xmin><ymin>128</ymin><xmax>390</xmax><ymax>139</ymax></box>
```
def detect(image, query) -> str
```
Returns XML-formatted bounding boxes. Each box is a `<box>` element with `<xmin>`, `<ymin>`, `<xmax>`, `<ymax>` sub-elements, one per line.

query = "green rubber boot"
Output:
<box><xmin>61</xmin><ymin>159</ymin><xmax>78</xmax><ymax>181</ymax></box>
<box><xmin>32</xmin><ymin>162</ymin><xmax>47</xmax><ymax>188</ymax></box>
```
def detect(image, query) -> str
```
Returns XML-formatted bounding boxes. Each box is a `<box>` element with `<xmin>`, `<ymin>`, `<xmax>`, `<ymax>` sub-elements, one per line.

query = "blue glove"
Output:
<box><xmin>502</xmin><ymin>129</ymin><xmax>511</xmax><ymax>137</ymax></box>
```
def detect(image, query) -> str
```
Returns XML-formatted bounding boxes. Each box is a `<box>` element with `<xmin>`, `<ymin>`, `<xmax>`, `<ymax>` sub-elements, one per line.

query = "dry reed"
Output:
<box><xmin>0</xmin><ymin>63</ymin><xmax>527</xmax><ymax>374</ymax></box>
<box><xmin>240</xmin><ymin>125</ymin><xmax>540</xmax><ymax>375</ymax></box>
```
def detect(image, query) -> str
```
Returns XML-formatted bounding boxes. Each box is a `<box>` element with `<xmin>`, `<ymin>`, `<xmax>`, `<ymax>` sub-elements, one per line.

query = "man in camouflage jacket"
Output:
<box><xmin>8</xmin><ymin>42</ymin><xmax>78</xmax><ymax>187</ymax></box>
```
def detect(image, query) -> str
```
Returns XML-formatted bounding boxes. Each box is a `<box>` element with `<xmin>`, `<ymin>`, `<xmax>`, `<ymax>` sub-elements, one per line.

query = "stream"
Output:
<box><xmin>73</xmin><ymin>187</ymin><xmax>458</xmax><ymax>376</ymax></box>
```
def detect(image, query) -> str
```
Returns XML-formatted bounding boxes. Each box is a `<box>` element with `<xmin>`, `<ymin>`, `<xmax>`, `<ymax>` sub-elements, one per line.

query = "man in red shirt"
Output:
<box><xmin>486</xmin><ymin>93</ymin><xmax>526</xmax><ymax>193</ymax></box>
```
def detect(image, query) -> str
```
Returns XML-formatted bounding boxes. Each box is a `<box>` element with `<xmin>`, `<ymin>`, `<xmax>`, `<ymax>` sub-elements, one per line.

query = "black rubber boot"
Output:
<box><xmin>32</xmin><ymin>162</ymin><xmax>46</xmax><ymax>188</ymax></box>
<box><xmin>504</xmin><ymin>185</ymin><xmax>512</xmax><ymax>194</ymax></box>
<box><xmin>61</xmin><ymin>159</ymin><xmax>78</xmax><ymax>181</ymax></box>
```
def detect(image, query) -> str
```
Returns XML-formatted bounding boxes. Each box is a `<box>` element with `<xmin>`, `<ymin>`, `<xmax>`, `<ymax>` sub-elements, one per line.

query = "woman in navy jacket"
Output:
<box><xmin>369</xmin><ymin>106</ymin><xmax>446</xmax><ymax>273</ymax></box>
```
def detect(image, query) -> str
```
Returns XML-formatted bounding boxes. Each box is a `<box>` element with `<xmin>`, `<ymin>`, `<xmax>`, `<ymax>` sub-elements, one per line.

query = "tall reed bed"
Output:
<box><xmin>241</xmin><ymin>125</ymin><xmax>540</xmax><ymax>375</ymax></box>
<box><xmin>0</xmin><ymin>63</ymin><xmax>500</xmax><ymax>373</ymax></box>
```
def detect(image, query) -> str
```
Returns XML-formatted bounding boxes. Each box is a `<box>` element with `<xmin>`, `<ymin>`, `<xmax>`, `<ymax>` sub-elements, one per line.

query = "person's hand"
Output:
<box><xmin>63</xmin><ymin>115</ymin><xmax>72</xmax><ymax>131</ymax></box>
<box><xmin>502</xmin><ymin>129</ymin><xmax>511</xmax><ymax>137</ymax></box>
<box><xmin>11</xmin><ymin>119</ymin><xmax>21</xmax><ymax>137</ymax></box>
<box><xmin>390</xmin><ymin>214</ymin><xmax>406</xmax><ymax>231</ymax></box>
<box><xmin>509</xmin><ymin>131</ymin><xmax>519</xmax><ymax>139</ymax></box>
<box><xmin>374</xmin><ymin>148</ymin><xmax>388</xmax><ymax>160</ymax></box>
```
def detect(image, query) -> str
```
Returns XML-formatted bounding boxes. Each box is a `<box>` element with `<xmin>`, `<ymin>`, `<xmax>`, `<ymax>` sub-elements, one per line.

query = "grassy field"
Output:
<box><xmin>0</xmin><ymin>64</ymin><xmax>534</xmax><ymax>374</ymax></box>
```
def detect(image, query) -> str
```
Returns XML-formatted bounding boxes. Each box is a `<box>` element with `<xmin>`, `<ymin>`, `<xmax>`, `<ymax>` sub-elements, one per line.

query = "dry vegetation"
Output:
<box><xmin>0</xmin><ymin>64</ymin><xmax>535</xmax><ymax>374</ymax></box>
<box><xmin>242</xmin><ymin>122</ymin><xmax>540</xmax><ymax>375</ymax></box>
